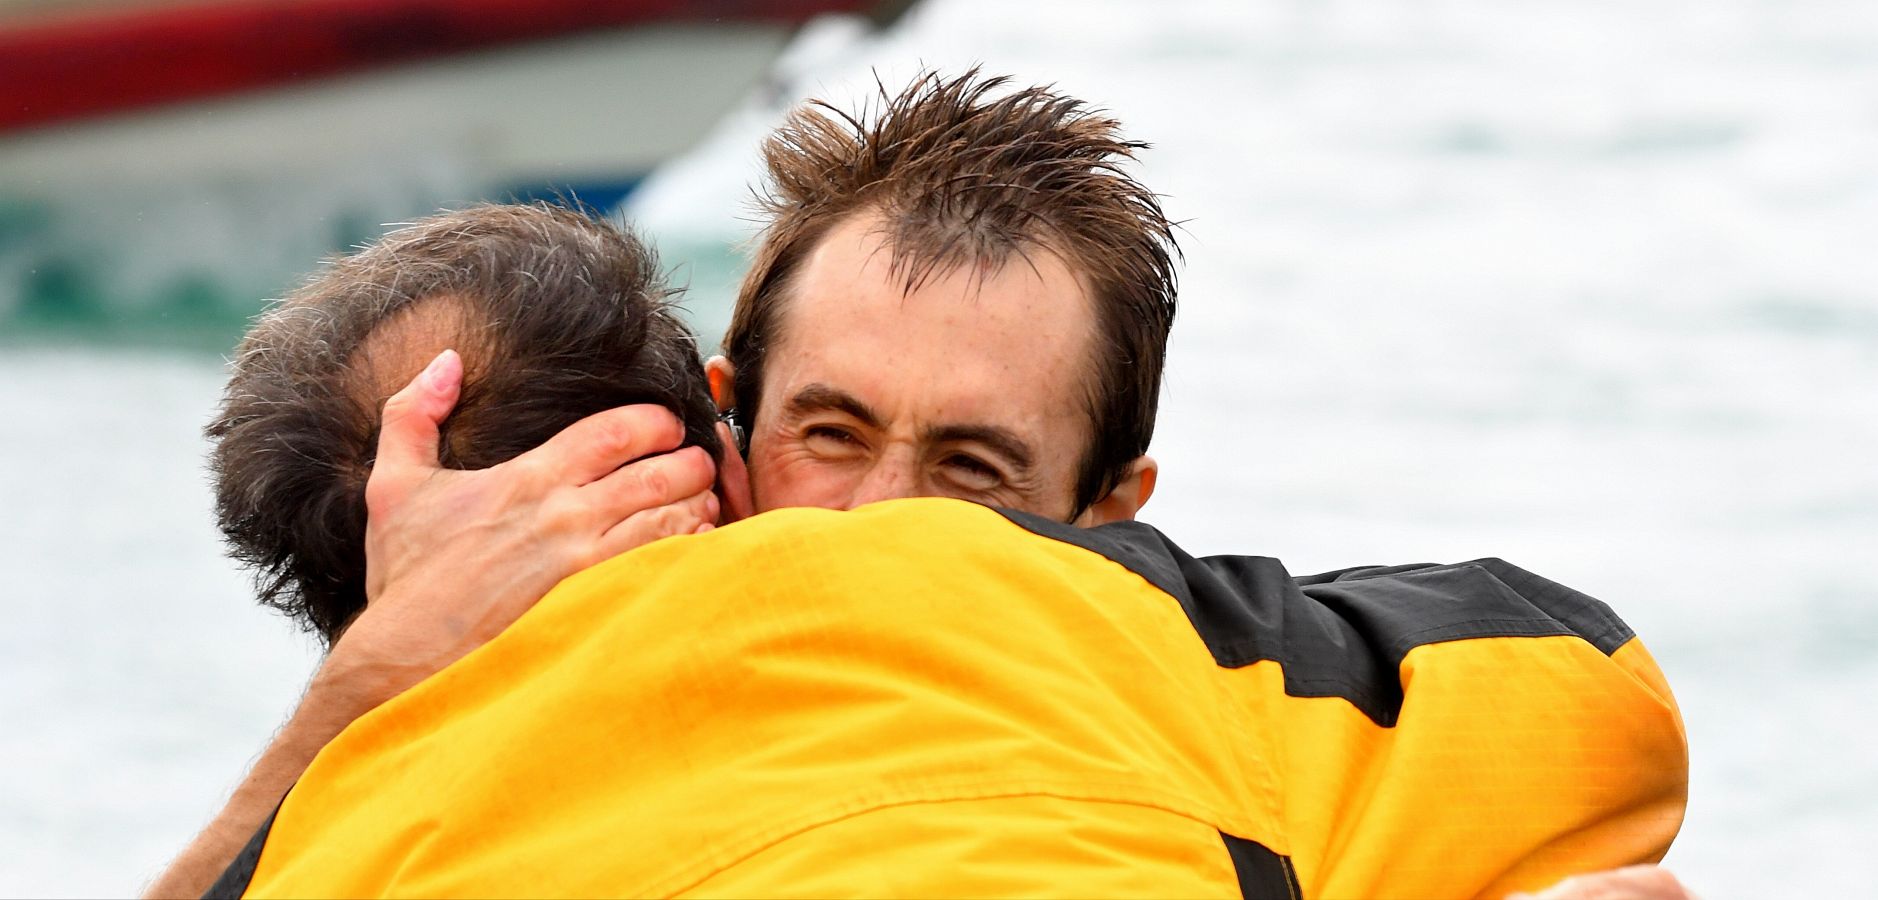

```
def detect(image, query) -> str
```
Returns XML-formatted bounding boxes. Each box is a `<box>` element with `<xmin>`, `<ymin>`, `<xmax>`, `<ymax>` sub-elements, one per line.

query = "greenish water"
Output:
<box><xmin>0</xmin><ymin>198</ymin><xmax>745</xmax><ymax>355</ymax></box>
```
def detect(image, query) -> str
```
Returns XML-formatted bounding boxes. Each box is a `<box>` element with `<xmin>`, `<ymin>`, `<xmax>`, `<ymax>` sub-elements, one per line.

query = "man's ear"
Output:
<box><xmin>704</xmin><ymin>356</ymin><xmax>755</xmax><ymax>521</ymax></box>
<box><xmin>1073</xmin><ymin>455</ymin><xmax>1158</xmax><ymax>527</ymax></box>
<box><xmin>712</xmin><ymin>420</ymin><xmax>756</xmax><ymax>523</ymax></box>
<box><xmin>705</xmin><ymin>356</ymin><xmax>736</xmax><ymax>412</ymax></box>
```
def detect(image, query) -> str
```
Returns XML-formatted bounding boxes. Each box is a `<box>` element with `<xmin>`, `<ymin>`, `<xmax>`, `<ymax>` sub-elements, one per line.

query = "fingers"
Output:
<box><xmin>368</xmin><ymin>350</ymin><xmax>462</xmax><ymax>507</ymax></box>
<box><xmin>713</xmin><ymin>421</ymin><xmax>756</xmax><ymax>524</ymax></box>
<box><xmin>531</xmin><ymin>405</ymin><xmax>689</xmax><ymax>486</ymax></box>
<box><xmin>591</xmin><ymin>489</ymin><xmax>720</xmax><ymax>564</ymax></box>
<box><xmin>581</xmin><ymin>445</ymin><xmax>717</xmax><ymax>528</ymax></box>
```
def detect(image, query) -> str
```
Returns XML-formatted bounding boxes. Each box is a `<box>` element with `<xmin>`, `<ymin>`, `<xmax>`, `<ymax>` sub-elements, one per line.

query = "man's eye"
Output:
<box><xmin>942</xmin><ymin>454</ymin><xmax>1002</xmax><ymax>489</ymax></box>
<box><xmin>805</xmin><ymin>426</ymin><xmax>860</xmax><ymax>450</ymax></box>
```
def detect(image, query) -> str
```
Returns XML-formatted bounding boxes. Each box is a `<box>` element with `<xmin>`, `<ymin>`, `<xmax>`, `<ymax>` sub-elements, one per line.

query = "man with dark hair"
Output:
<box><xmin>148</xmin><ymin>203</ymin><xmax>739</xmax><ymax>896</ymax></box>
<box><xmin>207</xmin><ymin>202</ymin><xmax>725</xmax><ymax>648</ymax></box>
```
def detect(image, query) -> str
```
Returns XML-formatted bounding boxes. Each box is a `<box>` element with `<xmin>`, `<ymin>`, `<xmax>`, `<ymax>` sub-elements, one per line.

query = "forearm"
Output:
<box><xmin>142</xmin><ymin>662</ymin><xmax>394</xmax><ymax>899</ymax></box>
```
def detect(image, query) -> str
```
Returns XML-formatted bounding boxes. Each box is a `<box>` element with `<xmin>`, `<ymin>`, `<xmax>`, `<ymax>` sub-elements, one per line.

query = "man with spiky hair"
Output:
<box><xmin>714</xmin><ymin>69</ymin><xmax>1176</xmax><ymax>521</ymax></box>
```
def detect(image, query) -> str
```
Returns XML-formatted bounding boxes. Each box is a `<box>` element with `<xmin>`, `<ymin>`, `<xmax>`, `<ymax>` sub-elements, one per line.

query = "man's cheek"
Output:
<box><xmin>746</xmin><ymin>448</ymin><xmax>840</xmax><ymax>512</ymax></box>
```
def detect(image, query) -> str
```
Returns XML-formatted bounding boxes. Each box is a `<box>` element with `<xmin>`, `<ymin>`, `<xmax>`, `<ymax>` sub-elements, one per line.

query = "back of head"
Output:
<box><xmin>725</xmin><ymin>68</ymin><xmax>1180</xmax><ymax>514</ymax></box>
<box><xmin>208</xmin><ymin>203</ymin><xmax>720</xmax><ymax>648</ymax></box>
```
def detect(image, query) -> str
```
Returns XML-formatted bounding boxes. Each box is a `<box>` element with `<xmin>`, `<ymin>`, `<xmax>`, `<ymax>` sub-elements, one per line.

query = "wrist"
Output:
<box><xmin>306</xmin><ymin>643</ymin><xmax>422</xmax><ymax>723</ymax></box>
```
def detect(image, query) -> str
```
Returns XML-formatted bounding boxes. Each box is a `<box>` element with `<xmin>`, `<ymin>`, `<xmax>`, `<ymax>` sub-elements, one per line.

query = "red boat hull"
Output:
<box><xmin>0</xmin><ymin>0</ymin><xmax>875</xmax><ymax>133</ymax></box>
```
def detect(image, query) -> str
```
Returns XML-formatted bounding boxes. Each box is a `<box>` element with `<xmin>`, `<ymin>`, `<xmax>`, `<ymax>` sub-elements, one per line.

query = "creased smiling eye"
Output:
<box><xmin>942</xmin><ymin>453</ymin><xmax>1002</xmax><ymax>489</ymax></box>
<box><xmin>805</xmin><ymin>425</ymin><xmax>862</xmax><ymax>451</ymax></box>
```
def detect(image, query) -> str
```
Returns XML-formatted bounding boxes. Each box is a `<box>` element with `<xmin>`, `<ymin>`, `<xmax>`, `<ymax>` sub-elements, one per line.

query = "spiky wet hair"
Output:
<box><xmin>207</xmin><ymin>203</ymin><xmax>720</xmax><ymax>648</ymax></box>
<box><xmin>722</xmin><ymin>68</ymin><xmax>1180</xmax><ymax>515</ymax></box>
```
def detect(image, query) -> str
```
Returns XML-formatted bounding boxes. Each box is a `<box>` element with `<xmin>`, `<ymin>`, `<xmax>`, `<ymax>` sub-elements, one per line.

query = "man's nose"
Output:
<box><xmin>846</xmin><ymin>454</ymin><xmax>924</xmax><ymax>509</ymax></box>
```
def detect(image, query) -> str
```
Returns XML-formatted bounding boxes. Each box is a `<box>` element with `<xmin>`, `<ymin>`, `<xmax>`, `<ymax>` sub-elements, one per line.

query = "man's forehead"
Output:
<box><xmin>828</xmin><ymin>211</ymin><xmax>1095</xmax><ymax>302</ymax></box>
<box><xmin>778</xmin><ymin>215</ymin><xmax>1095</xmax><ymax>358</ymax></box>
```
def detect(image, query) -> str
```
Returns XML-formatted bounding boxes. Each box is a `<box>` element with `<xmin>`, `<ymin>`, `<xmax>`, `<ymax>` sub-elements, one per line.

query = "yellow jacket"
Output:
<box><xmin>217</xmin><ymin>498</ymin><xmax>1686</xmax><ymax>898</ymax></box>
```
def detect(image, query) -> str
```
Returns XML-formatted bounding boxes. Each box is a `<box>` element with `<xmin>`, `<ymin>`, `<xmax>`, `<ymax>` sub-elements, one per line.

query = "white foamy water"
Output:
<box><xmin>5</xmin><ymin>0</ymin><xmax>1877</xmax><ymax>895</ymax></box>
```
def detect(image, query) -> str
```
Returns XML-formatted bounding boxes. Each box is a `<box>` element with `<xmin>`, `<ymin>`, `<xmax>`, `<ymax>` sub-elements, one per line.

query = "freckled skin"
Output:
<box><xmin>746</xmin><ymin>213</ymin><xmax>1097</xmax><ymax>521</ymax></box>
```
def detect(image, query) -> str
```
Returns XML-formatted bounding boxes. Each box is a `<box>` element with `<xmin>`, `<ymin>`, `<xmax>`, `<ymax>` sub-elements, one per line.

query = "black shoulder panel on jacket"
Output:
<box><xmin>202</xmin><ymin>809</ymin><xmax>275</xmax><ymax>899</ymax></box>
<box><xmin>996</xmin><ymin>510</ymin><xmax>1636</xmax><ymax>727</ymax></box>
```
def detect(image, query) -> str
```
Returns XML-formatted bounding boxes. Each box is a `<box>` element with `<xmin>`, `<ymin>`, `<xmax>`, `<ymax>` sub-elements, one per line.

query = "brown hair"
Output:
<box><xmin>723</xmin><ymin>69</ymin><xmax>1180</xmax><ymax>514</ymax></box>
<box><xmin>207</xmin><ymin>203</ymin><xmax>720</xmax><ymax>648</ymax></box>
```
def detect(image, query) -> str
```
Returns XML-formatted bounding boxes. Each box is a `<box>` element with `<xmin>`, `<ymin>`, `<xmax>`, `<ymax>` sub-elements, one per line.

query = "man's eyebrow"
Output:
<box><xmin>784</xmin><ymin>384</ymin><xmax>882</xmax><ymax>429</ymax></box>
<box><xmin>924</xmin><ymin>423</ymin><xmax>1037</xmax><ymax>474</ymax></box>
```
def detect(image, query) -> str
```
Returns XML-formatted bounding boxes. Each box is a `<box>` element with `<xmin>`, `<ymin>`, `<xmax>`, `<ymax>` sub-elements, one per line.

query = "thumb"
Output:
<box><xmin>371</xmin><ymin>349</ymin><xmax>462</xmax><ymax>490</ymax></box>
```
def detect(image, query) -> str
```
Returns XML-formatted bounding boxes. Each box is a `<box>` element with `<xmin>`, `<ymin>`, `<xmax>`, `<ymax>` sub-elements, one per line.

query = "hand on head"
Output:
<box><xmin>204</xmin><ymin>202</ymin><xmax>746</xmax><ymax>699</ymax></box>
<box><xmin>329</xmin><ymin>348</ymin><xmax>750</xmax><ymax>701</ymax></box>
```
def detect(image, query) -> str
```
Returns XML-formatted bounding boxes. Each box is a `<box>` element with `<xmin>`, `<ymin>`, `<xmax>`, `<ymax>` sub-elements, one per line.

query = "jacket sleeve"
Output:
<box><xmin>1276</xmin><ymin>558</ymin><xmax>1689</xmax><ymax>899</ymax></box>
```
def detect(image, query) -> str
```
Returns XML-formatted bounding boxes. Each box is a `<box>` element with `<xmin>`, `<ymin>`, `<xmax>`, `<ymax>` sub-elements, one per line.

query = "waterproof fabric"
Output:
<box><xmin>226</xmin><ymin>498</ymin><xmax>1687</xmax><ymax>899</ymax></box>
